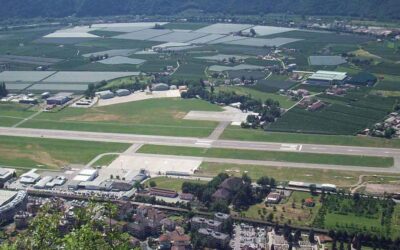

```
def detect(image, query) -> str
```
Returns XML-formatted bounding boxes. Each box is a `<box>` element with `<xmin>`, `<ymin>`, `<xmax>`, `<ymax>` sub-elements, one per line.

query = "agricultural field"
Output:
<box><xmin>267</xmin><ymin>90</ymin><xmax>399</xmax><ymax>135</ymax></box>
<box><xmin>19</xmin><ymin>98</ymin><xmax>221</xmax><ymax>137</ymax></box>
<box><xmin>138</xmin><ymin>144</ymin><xmax>394</xmax><ymax>167</ymax></box>
<box><xmin>0</xmin><ymin>135</ymin><xmax>129</xmax><ymax>169</ymax></box>
<box><xmin>244</xmin><ymin>191</ymin><xmax>321</xmax><ymax>227</ymax></box>
<box><xmin>248</xmin><ymin>74</ymin><xmax>298</xmax><ymax>93</ymax></box>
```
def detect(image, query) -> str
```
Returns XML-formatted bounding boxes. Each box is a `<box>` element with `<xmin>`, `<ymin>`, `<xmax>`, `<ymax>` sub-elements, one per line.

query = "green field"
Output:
<box><xmin>90</xmin><ymin>154</ymin><xmax>119</xmax><ymax>167</ymax></box>
<box><xmin>20</xmin><ymin>98</ymin><xmax>221</xmax><ymax>137</ymax></box>
<box><xmin>138</xmin><ymin>145</ymin><xmax>393</xmax><ymax>167</ymax></box>
<box><xmin>221</xmin><ymin>127</ymin><xmax>400</xmax><ymax>148</ymax></box>
<box><xmin>217</xmin><ymin>85</ymin><xmax>295</xmax><ymax>109</ymax></box>
<box><xmin>144</xmin><ymin>176</ymin><xmax>206</xmax><ymax>192</ymax></box>
<box><xmin>0</xmin><ymin>136</ymin><xmax>129</xmax><ymax>169</ymax></box>
<box><xmin>197</xmin><ymin>162</ymin><xmax>397</xmax><ymax>188</ymax></box>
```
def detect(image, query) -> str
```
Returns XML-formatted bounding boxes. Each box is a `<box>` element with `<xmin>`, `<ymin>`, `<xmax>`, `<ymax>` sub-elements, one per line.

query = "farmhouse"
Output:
<box><xmin>306</xmin><ymin>70</ymin><xmax>348</xmax><ymax>86</ymax></box>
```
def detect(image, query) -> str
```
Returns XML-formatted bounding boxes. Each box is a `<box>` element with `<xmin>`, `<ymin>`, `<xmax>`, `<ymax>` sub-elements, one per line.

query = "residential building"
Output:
<box><xmin>191</xmin><ymin>216</ymin><xmax>222</xmax><ymax>231</ymax></box>
<box><xmin>198</xmin><ymin>228</ymin><xmax>230</xmax><ymax>249</ymax></box>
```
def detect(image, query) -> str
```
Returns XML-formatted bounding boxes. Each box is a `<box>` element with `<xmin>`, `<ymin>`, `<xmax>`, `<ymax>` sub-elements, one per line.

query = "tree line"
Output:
<box><xmin>181</xmin><ymin>84</ymin><xmax>282</xmax><ymax>126</ymax></box>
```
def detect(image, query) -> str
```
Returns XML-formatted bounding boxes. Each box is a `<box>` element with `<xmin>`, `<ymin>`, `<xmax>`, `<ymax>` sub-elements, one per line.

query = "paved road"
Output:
<box><xmin>1</xmin><ymin>126</ymin><xmax>400</xmax><ymax>161</ymax></box>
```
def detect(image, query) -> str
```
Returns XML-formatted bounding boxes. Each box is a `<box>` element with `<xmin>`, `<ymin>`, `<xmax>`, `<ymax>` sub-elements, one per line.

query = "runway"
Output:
<box><xmin>1</xmin><ymin>126</ymin><xmax>400</xmax><ymax>159</ymax></box>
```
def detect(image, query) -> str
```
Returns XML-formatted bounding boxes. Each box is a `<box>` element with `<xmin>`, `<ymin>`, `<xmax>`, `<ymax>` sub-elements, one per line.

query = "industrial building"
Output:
<box><xmin>116</xmin><ymin>89</ymin><xmax>131</xmax><ymax>96</ymax></box>
<box><xmin>19</xmin><ymin>169</ymin><xmax>41</xmax><ymax>184</ymax></box>
<box><xmin>152</xmin><ymin>83</ymin><xmax>169</xmax><ymax>91</ymax></box>
<box><xmin>306</xmin><ymin>70</ymin><xmax>348</xmax><ymax>86</ymax></box>
<box><xmin>33</xmin><ymin>176</ymin><xmax>53</xmax><ymax>189</ymax></box>
<box><xmin>0</xmin><ymin>168</ymin><xmax>16</xmax><ymax>184</ymax></box>
<box><xmin>46</xmin><ymin>92</ymin><xmax>73</xmax><ymax>105</ymax></box>
<box><xmin>73</xmin><ymin>169</ymin><xmax>99</xmax><ymax>182</ymax></box>
<box><xmin>96</xmin><ymin>90</ymin><xmax>114</xmax><ymax>99</ymax></box>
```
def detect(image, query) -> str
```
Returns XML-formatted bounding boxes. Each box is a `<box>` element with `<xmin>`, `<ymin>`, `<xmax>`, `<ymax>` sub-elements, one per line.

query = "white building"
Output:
<box><xmin>19</xmin><ymin>169</ymin><xmax>41</xmax><ymax>184</ymax></box>
<box><xmin>307</xmin><ymin>70</ymin><xmax>348</xmax><ymax>86</ymax></box>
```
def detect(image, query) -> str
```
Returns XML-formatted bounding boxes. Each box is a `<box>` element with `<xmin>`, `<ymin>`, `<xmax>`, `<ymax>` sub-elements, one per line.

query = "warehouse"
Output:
<box><xmin>19</xmin><ymin>169</ymin><xmax>41</xmax><ymax>184</ymax></box>
<box><xmin>306</xmin><ymin>70</ymin><xmax>348</xmax><ymax>86</ymax></box>
<box><xmin>152</xmin><ymin>83</ymin><xmax>169</xmax><ymax>91</ymax></box>
<box><xmin>73</xmin><ymin>169</ymin><xmax>99</xmax><ymax>182</ymax></box>
<box><xmin>116</xmin><ymin>89</ymin><xmax>131</xmax><ymax>96</ymax></box>
<box><xmin>96</xmin><ymin>90</ymin><xmax>114</xmax><ymax>99</ymax></box>
<box><xmin>46</xmin><ymin>92</ymin><xmax>73</xmax><ymax>105</ymax></box>
<box><xmin>0</xmin><ymin>168</ymin><xmax>16</xmax><ymax>184</ymax></box>
<box><xmin>33</xmin><ymin>176</ymin><xmax>53</xmax><ymax>189</ymax></box>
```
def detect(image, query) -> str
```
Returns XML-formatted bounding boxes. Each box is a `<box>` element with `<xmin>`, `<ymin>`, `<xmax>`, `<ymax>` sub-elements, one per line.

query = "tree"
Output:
<box><xmin>249</xmin><ymin>28</ymin><xmax>256</xmax><ymax>37</ymax></box>
<box><xmin>84</xmin><ymin>83</ymin><xmax>96</xmax><ymax>99</ymax></box>
<box><xmin>0</xmin><ymin>82</ymin><xmax>8</xmax><ymax>98</ymax></box>
<box><xmin>149</xmin><ymin>180</ymin><xmax>157</xmax><ymax>187</ymax></box>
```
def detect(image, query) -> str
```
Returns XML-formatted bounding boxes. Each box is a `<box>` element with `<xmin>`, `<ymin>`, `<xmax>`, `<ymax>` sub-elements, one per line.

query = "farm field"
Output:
<box><xmin>20</xmin><ymin>98</ymin><xmax>221</xmax><ymax>137</ymax></box>
<box><xmin>137</xmin><ymin>145</ymin><xmax>394</xmax><ymax>167</ymax></box>
<box><xmin>267</xmin><ymin>90</ymin><xmax>398</xmax><ymax>135</ymax></box>
<box><xmin>0</xmin><ymin>135</ymin><xmax>129</xmax><ymax>169</ymax></box>
<box><xmin>221</xmin><ymin>128</ymin><xmax>400</xmax><ymax>148</ymax></box>
<box><xmin>196</xmin><ymin>162</ymin><xmax>400</xmax><ymax>188</ymax></box>
<box><xmin>244</xmin><ymin>191</ymin><xmax>322</xmax><ymax>227</ymax></box>
<box><xmin>144</xmin><ymin>176</ymin><xmax>206</xmax><ymax>192</ymax></box>
<box><xmin>248</xmin><ymin>74</ymin><xmax>298</xmax><ymax>93</ymax></box>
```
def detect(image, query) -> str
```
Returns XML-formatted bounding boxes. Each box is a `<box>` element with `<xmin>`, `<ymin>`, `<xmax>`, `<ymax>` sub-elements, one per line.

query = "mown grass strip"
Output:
<box><xmin>138</xmin><ymin>145</ymin><xmax>394</xmax><ymax>168</ymax></box>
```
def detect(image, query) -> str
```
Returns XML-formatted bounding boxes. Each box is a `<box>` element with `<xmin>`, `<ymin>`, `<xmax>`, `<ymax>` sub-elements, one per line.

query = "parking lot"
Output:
<box><xmin>230</xmin><ymin>223</ymin><xmax>267</xmax><ymax>249</ymax></box>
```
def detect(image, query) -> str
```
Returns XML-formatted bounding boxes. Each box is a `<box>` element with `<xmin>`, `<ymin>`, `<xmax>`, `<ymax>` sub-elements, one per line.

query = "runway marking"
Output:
<box><xmin>195</xmin><ymin>139</ymin><xmax>214</xmax><ymax>147</ymax></box>
<box><xmin>280</xmin><ymin>144</ymin><xmax>301</xmax><ymax>151</ymax></box>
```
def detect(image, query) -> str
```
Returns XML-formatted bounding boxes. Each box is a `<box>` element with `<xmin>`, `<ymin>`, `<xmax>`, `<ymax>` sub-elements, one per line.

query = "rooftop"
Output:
<box><xmin>308</xmin><ymin>70</ymin><xmax>347</xmax><ymax>81</ymax></box>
